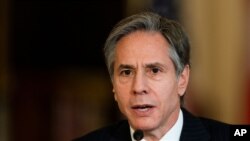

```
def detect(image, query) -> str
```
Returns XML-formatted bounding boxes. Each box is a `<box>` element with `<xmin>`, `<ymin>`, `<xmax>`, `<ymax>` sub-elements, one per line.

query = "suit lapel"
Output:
<box><xmin>109</xmin><ymin>109</ymin><xmax>210</xmax><ymax>141</ymax></box>
<box><xmin>180</xmin><ymin>108</ymin><xmax>210</xmax><ymax>141</ymax></box>
<box><xmin>110</xmin><ymin>120</ymin><xmax>132</xmax><ymax>141</ymax></box>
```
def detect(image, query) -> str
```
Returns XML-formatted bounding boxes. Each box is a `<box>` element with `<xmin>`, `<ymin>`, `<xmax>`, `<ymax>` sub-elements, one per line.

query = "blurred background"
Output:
<box><xmin>0</xmin><ymin>0</ymin><xmax>249</xmax><ymax>141</ymax></box>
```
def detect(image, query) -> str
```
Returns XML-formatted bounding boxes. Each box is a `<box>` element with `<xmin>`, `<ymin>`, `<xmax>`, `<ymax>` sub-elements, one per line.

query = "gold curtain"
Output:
<box><xmin>181</xmin><ymin>0</ymin><xmax>248</xmax><ymax>124</ymax></box>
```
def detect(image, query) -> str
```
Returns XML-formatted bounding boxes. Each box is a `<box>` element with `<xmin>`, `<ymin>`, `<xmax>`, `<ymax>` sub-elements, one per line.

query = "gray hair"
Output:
<box><xmin>104</xmin><ymin>12</ymin><xmax>190</xmax><ymax>79</ymax></box>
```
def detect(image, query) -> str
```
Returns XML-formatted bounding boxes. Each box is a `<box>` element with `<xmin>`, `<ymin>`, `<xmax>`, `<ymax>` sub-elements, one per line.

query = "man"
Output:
<box><xmin>74</xmin><ymin>12</ymin><xmax>229</xmax><ymax>141</ymax></box>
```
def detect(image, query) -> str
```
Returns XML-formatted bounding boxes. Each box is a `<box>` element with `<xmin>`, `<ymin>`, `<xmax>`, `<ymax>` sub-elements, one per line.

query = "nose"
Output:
<box><xmin>132</xmin><ymin>71</ymin><xmax>148</xmax><ymax>95</ymax></box>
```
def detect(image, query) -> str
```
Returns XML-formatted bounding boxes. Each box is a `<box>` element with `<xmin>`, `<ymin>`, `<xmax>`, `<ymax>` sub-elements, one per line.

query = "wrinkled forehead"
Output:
<box><xmin>114</xmin><ymin>30</ymin><xmax>173</xmax><ymax>66</ymax></box>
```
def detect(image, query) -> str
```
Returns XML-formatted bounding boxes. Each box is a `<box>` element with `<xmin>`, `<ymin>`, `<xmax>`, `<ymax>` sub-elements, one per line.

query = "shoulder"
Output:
<box><xmin>73</xmin><ymin>120</ymin><xmax>130</xmax><ymax>141</ymax></box>
<box><xmin>200</xmin><ymin>117</ymin><xmax>230</xmax><ymax>140</ymax></box>
<box><xmin>200</xmin><ymin>117</ymin><xmax>230</xmax><ymax>130</ymax></box>
<box><xmin>181</xmin><ymin>108</ymin><xmax>230</xmax><ymax>141</ymax></box>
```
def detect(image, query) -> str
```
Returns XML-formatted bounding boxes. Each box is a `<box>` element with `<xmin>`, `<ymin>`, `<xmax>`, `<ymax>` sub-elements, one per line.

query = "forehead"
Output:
<box><xmin>114</xmin><ymin>31</ymin><xmax>171</xmax><ymax>63</ymax></box>
<box><xmin>117</xmin><ymin>30</ymin><xmax>168</xmax><ymax>47</ymax></box>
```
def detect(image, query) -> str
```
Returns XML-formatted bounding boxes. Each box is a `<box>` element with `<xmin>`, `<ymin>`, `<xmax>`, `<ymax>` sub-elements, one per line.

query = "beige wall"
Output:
<box><xmin>124</xmin><ymin>0</ymin><xmax>248</xmax><ymax>124</ymax></box>
<box><xmin>181</xmin><ymin>0</ymin><xmax>248</xmax><ymax>124</ymax></box>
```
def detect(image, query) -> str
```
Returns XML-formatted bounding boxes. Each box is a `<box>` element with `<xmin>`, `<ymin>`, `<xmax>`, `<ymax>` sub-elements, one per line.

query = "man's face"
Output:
<box><xmin>113</xmin><ymin>31</ymin><xmax>189</xmax><ymax>132</ymax></box>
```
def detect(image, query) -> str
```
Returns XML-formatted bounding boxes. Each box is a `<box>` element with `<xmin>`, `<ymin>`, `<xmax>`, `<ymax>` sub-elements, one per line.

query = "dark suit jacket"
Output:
<box><xmin>73</xmin><ymin>108</ymin><xmax>230</xmax><ymax>141</ymax></box>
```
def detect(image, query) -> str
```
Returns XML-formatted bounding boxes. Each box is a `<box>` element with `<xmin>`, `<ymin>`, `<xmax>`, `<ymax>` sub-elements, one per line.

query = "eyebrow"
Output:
<box><xmin>145</xmin><ymin>62</ymin><xmax>166</xmax><ymax>69</ymax></box>
<box><xmin>117</xmin><ymin>62</ymin><xmax>167</xmax><ymax>70</ymax></box>
<box><xmin>118</xmin><ymin>64</ymin><xmax>135</xmax><ymax>70</ymax></box>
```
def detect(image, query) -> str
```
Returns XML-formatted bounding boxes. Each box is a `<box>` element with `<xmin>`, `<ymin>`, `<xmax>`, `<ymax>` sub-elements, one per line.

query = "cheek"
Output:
<box><xmin>157</xmin><ymin>83</ymin><xmax>180</xmax><ymax>114</ymax></box>
<box><xmin>154</xmin><ymin>80</ymin><xmax>179</xmax><ymax>101</ymax></box>
<box><xmin>113</xmin><ymin>83</ymin><xmax>130</xmax><ymax>103</ymax></box>
<box><xmin>114</xmin><ymin>78</ymin><xmax>131</xmax><ymax>94</ymax></box>
<box><xmin>114</xmin><ymin>90</ymin><xmax>130</xmax><ymax>116</ymax></box>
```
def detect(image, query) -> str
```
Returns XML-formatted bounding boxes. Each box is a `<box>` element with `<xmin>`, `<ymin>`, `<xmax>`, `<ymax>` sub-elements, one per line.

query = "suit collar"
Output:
<box><xmin>111</xmin><ymin>120</ymin><xmax>132</xmax><ymax>141</ymax></box>
<box><xmin>110</xmin><ymin>108</ymin><xmax>210</xmax><ymax>141</ymax></box>
<box><xmin>180</xmin><ymin>108</ymin><xmax>210</xmax><ymax>141</ymax></box>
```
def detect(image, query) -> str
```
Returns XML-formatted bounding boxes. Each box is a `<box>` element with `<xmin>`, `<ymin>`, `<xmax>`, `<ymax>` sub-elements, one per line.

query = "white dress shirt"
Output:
<box><xmin>130</xmin><ymin>109</ymin><xmax>183</xmax><ymax>141</ymax></box>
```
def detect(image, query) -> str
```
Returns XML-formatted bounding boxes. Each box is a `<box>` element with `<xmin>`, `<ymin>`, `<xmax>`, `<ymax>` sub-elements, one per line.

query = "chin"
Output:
<box><xmin>129</xmin><ymin>118</ymin><xmax>158</xmax><ymax>131</ymax></box>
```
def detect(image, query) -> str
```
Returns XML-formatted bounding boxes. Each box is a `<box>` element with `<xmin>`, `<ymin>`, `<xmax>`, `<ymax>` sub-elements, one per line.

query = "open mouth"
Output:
<box><xmin>131</xmin><ymin>104</ymin><xmax>155</xmax><ymax>111</ymax></box>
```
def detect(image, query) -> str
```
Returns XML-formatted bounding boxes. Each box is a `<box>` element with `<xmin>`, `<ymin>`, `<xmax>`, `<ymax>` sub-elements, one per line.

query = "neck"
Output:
<box><xmin>143</xmin><ymin>108</ymin><xmax>180</xmax><ymax>141</ymax></box>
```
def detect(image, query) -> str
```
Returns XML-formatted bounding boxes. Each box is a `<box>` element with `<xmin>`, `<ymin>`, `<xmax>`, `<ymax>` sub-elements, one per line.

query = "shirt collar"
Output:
<box><xmin>130</xmin><ymin>109</ymin><xmax>183</xmax><ymax>141</ymax></box>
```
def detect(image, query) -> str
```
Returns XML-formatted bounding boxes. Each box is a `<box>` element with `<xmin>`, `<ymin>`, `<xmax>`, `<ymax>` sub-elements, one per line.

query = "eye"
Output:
<box><xmin>120</xmin><ymin>69</ymin><xmax>132</xmax><ymax>76</ymax></box>
<box><xmin>151</xmin><ymin>68</ymin><xmax>160</xmax><ymax>74</ymax></box>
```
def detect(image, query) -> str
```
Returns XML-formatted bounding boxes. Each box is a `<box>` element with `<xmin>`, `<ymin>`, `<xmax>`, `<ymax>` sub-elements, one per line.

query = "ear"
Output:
<box><xmin>177</xmin><ymin>65</ymin><xmax>190</xmax><ymax>96</ymax></box>
<box><xmin>113</xmin><ymin>88</ymin><xmax>117</xmax><ymax>101</ymax></box>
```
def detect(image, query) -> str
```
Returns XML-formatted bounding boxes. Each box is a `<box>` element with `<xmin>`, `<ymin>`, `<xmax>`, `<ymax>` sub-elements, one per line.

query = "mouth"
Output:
<box><xmin>131</xmin><ymin>104</ymin><xmax>155</xmax><ymax>112</ymax></box>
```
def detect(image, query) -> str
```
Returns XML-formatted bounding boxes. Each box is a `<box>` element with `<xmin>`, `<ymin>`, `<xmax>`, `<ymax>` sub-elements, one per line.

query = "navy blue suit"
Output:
<box><xmin>73</xmin><ymin>108</ymin><xmax>230</xmax><ymax>141</ymax></box>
